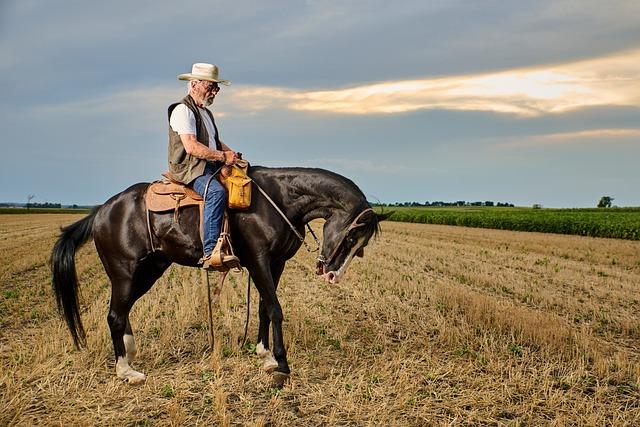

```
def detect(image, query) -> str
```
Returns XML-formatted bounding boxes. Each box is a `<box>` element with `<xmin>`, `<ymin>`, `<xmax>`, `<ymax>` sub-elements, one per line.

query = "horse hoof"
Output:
<box><xmin>271</xmin><ymin>371</ymin><xmax>290</xmax><ymax>388</ymax></box>
<box><xmin>124</xmin><ymin>371</ymin><xmax>147</xmax><ymax>385</ymax></box>
<box><xmin>127</xmin><ymin>377</ymin><xmax>147</xmax><ymax>385</ymax></box>
<box><xmin>263</xmin><ymin>357</ymin><xmax>279</xmax><ymax>373</ymax></box>
<box><xmin>116</xmin><ymin>358</ymin><xmax>146</xmax><ymax>386</ymax></box>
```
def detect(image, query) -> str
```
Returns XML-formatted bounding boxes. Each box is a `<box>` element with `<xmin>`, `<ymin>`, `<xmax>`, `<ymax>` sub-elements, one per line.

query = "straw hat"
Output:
<box><xmin>177</xmin><ymin>63</ymin><xmax>230</xmax><ymax>85</ymax></box>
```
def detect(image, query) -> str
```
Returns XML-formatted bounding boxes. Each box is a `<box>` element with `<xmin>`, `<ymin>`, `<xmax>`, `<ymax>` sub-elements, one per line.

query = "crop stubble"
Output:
<box><xmin>1</xmin><ymin>214</ymin><xmax>639</xmax><ymax>425</ymax></box>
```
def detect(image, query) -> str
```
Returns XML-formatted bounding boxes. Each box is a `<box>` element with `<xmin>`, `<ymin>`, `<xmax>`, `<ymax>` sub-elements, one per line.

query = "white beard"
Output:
<box><xmin>203</xmin><ymin>96</ymin><xmax>214</xmax><ymax>107</ymax></box>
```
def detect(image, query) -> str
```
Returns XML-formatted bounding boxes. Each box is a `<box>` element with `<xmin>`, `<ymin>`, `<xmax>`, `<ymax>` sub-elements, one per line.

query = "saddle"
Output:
<box><xmin>143</xmin><ymin>171</ymin><xmax>241</xmax><ymax>271</ymax></box>
<box><xmin>146</xmin><ymin>174</ymin><xmax>203</xmax><ymax>213</ymax></box>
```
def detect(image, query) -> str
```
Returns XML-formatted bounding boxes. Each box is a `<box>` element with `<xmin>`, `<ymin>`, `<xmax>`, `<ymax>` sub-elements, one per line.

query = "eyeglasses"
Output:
<box><xmin>200</xmin><ymin>81</ymin><xmax>220</xmax><ymax>93</ymax></box>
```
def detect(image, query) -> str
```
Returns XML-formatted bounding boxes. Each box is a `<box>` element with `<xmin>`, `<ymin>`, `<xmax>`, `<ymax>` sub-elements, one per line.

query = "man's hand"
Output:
<box><xmin>223</xmin><ymin>150</ymin><xmax>237</xmax><ymax>166</ymax></box>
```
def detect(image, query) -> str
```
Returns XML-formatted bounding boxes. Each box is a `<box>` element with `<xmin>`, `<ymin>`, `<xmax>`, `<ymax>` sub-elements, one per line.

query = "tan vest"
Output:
<box><xmin>167</xmin><ymin>95</ymin><xmax>222</xmax><ymax>184</ymax></box>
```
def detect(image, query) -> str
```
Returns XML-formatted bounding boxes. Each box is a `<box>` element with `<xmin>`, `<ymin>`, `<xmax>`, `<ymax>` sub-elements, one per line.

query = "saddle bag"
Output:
<box><xmin>224</xmin><ymin>159</ymin><xmax>252</xmax><ymax>210</ymax></box>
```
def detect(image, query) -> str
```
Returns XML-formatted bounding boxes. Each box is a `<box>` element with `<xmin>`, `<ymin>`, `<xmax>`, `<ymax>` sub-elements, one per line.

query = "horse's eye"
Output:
<box><xmin>346</xmin><ymin>237</ymin><xmax>355</xmax><ymax>245</ymax></box>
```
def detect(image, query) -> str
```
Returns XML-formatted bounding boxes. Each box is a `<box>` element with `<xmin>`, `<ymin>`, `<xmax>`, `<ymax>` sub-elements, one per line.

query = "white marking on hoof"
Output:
<box><xmin>116</xmin><ymin>356</ymin><xmax>146</xmax><ymax>385</ymax></box>
<box><xmin>262</xmin><ymin>354</ymin><xmax>278</xmax><ymax>373</ymax></box>
<box><xmin>256</xmin><ymin>342</ymin><xmax>278</xmax><ymax>372</ymax></box>
<box><xmin>256</xmin><ymin>342</ymin><xmax>269</xmax><ymax>358</ymax></box>
<box><xmin>123</xmin><ymin>334</ymin><xmax>137</xmax><ymax>364</ymax></box>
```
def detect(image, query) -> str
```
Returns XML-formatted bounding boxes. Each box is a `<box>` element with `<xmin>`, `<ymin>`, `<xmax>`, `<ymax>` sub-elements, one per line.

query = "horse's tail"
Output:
<box><xmin>50</xmin><ymin>207</ymin><xmax>99</xmax><ymax>348</ymax></box>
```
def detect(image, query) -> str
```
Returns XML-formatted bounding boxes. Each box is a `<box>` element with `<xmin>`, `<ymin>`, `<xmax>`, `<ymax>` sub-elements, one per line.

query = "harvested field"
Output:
<box><xmin>1</xmin><ymin>213</ymin><xmax>639</xmax><ymax>425</ymax></box>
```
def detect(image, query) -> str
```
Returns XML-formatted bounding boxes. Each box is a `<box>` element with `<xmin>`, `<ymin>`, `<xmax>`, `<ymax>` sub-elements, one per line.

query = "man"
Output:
<box><xmin>168</xmin><ymin>62</ymin><xmax>240</xmax><ymax>270</ymax></box>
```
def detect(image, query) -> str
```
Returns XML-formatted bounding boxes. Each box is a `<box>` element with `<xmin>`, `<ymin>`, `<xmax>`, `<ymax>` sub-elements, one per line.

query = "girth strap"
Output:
<box><xmin>146</xmin><ymin>205</ymin><xmax>155</xmax><ymax>252</ymax></box>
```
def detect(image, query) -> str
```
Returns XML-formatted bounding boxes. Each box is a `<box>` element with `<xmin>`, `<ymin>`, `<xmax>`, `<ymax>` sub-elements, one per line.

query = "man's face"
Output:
<box><xmin>195</xmin><ymin>80</ymin><xmax>220</xmax><ymax>106</ymax></box>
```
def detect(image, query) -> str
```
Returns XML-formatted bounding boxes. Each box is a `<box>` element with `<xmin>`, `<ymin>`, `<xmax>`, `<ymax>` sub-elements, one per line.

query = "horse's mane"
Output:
<box><xmin>250</xmin><ymin>166</ymin><xmax>379</xmax><ymax>236</ymax></box>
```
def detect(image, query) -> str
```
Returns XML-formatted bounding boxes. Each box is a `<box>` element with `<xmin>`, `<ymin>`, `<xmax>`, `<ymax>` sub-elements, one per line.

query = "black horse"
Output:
<box><xmin>51</xmin><ymin>167</ymin><xmax>387</xmax><ymax>385</ymax></box>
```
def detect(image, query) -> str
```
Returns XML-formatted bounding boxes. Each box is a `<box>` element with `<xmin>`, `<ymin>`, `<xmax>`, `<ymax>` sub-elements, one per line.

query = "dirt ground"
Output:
<box><xmin>1</xmin><ymin>213</ymin><xmax>639</xmax><ymax>425</ymax></box>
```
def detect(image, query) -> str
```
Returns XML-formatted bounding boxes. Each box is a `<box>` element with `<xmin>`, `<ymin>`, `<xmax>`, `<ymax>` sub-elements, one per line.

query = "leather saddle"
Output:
<box><xmin>143</xmin><ymin>172</ymin><xmax>239</xmax><ymax>272</ymax></box>
<box><xmin>145</xmin><ymin>172</ymin><xmax>203</xmax><ymax>213</ymax></box>
<box><xmin>144</xmin><ymin>172</ymin><xmax>205</xmax><ymax>254</ymax></box>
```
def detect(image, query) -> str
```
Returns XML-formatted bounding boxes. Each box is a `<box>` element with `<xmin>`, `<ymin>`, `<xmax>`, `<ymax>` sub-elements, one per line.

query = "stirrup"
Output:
<box><xmin>200</xmin><ymin>212</ymin><xmax>241</xmax><ymax>272</ymax></box>
<box><xmin>201</xmin><ymin>254</ymin><xmax>231</xmax><ymax>272</ymax></box>
<box><xmin>201</xmin><ymin>233</ymin><xmax>241</xmax><ymax>272</ymax></box>
<box><xmin>200</xmin><ymin>254</ymin><xmax>240</xmax><ymax>272</ymax></box>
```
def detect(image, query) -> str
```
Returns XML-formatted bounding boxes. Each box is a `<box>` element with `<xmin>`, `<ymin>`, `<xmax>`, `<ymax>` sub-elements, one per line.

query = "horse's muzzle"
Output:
<box><xmin>317</xmin><ymin>261</ymin><xmax>340</xmax><ymax>284</ymax></box>
<box><xmin>323</xmin><ymin>271</ymin><xmax>341</xmax><ymax>284</ymax></box>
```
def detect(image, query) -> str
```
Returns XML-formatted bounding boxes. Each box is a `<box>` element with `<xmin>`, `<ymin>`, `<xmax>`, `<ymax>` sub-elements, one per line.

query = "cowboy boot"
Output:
<box><xmin>221</xmin><ymin>251</ymin><xmax>241</xmax><ymax>270</ymax></box>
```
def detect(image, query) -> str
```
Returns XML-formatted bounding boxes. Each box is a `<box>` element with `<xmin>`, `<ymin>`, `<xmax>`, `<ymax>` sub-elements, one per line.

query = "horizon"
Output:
<box><xmin>2</xmin><ymin>198</ymin><xmax>635</xmax><ymax>210</ymax></box>
<box><xmin>2</xmin><ymin>1</ymin><xmax>639</xmax><ymax>208</ymax></box>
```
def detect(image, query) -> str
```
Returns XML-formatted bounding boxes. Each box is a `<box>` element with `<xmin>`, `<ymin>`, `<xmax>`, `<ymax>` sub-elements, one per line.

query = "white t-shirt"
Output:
<box><xmin>169</xmin><ymin>104</ymin><xmax>218</xmax><ymax>147</ymax></box>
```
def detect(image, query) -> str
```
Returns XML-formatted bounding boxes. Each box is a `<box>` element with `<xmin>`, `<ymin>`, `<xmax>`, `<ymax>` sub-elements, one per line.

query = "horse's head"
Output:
<box><xmin>316</xmin><ymin>208</ymin><xmax>392</xmax><ymax>284</ymax></box>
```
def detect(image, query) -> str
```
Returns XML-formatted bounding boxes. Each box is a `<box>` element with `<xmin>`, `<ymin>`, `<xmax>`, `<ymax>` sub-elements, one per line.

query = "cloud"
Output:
<box><xmin>224</xmin><ymin>48</ymin><xmax>640</xmax><ymax>117</ymax></box>
<box><xmin>537</xmin><ymin>128</ymin><xmax>640</xmax><ymax>142</ymax></box>
<box><xmin>495</xmin><ymin>128</ymin><xmax>640</xmax><ymax>149</ymax></box>
<box><xmin>15</xmin><ymin>47</ymin><xmax>640</xmax><ymax>126</ymax></box>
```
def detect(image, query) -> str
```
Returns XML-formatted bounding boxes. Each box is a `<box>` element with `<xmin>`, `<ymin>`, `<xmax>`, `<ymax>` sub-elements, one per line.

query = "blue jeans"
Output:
<box><xmin>190</xmin><ymin>163</ymin><xmax>226</xmax><ymax>255</ymax></box>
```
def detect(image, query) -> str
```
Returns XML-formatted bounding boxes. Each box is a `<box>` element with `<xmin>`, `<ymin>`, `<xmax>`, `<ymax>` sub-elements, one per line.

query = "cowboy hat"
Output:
<box><xmin>178</xmin><ymin>63</ymin><xmax>230</xmax><ymax>85</ymax></box>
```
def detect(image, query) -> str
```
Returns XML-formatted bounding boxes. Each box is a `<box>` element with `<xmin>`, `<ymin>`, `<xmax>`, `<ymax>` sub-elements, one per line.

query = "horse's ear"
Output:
<box><xmin>376</xmin><ymin>210</ymin><xmax>395</xmax><ymax>222</ymax></box>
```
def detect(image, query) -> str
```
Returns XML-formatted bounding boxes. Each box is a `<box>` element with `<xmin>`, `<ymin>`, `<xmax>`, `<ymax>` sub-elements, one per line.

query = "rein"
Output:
<box><xmin>238</xmin><ymin>181</ymin><xmax>372</xmax><ymax>348</ymax></box>
<box><xmin>253</xmin><ymin>181</ymin><xmax>321</xmax><ymax>253</ymax></box>
<box><xmin>206</xmin><ymin>170</ymin><xmax>323</xmax><ymax>350</ymax></box>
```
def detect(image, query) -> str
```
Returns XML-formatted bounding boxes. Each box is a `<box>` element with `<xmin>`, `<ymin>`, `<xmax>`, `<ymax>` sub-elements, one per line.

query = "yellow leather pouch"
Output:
<box><xmin>226</xmin><ymin>160</ymin><xmax>252</xmax><ymax>210</ymax></box>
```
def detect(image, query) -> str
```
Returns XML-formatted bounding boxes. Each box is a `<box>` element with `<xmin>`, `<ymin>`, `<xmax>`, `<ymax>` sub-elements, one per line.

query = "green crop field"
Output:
<box><xmin>380</xmin><ymin>206</ymin><xmax>640</xmax><ymax>240</ymax></box>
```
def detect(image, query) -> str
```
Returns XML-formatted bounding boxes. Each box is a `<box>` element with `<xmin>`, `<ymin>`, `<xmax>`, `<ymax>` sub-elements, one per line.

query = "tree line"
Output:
<box><xmin>0</xmin><ymin>202</ymin><xmax>93</xmax><ymax>209</ymax></box>
<box><xmin>373</xmin><ymin>201</ymin><xmax>515</xmax><ymax>208</ymax></box>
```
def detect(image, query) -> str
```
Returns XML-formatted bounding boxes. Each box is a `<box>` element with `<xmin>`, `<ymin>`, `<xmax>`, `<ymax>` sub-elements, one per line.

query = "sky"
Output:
<box><xmin>1</xmin><ymin>0</ymin><xmax>639</xmax><ymax>207</ymax></box>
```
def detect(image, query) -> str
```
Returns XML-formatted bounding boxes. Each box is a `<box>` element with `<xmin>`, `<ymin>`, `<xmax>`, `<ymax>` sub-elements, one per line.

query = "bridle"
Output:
<box><xmin>315</xmin><ymin>208</ymin><xmax>374</xmax><ymax>274</ymax></box>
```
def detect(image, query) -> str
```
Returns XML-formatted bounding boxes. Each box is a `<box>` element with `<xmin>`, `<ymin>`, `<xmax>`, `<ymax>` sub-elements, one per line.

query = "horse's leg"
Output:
<box><xmin>256</xmin><ymin>261</ymin><xmax>285</xmax><ymax>373</ymax></box>
<box><xmin>251</xmin><ymin>261</ymin><xmax>290</xmax><ymax>384</ymax></box>
<box><xmin>107</xmin><ymin>281</ymin><xmax>144</xmax><ymax>384</ymax></box>
<box><xmin>105</xmin><ymin>254</ymin><xmax>170</xmax><ymax>385</ymax></box>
